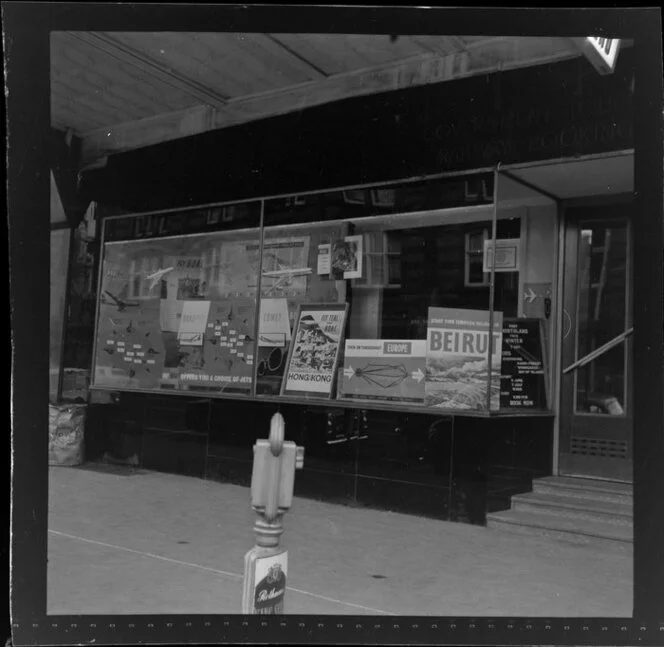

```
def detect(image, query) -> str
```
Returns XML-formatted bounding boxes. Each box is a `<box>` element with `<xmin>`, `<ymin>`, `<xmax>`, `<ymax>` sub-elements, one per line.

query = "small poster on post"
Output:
<box><xmin>242</xmin><ymin>549</ymin><xmax>288</xmax><ymax>614</ymax></box>
<box><xmin>281</xmin><ymin>303</ymin><xmax>349</xmax><ymax>398</ymax></box>
<box><xmin>425</xmin><ymin>307</ymin><xmax>503</xmax><ymax>411</ymax></box>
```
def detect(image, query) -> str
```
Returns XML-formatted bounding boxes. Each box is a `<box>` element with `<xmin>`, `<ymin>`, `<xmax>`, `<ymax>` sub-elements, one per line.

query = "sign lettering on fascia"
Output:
<box><xmin>572</xmin><ymin>37</ymin><xmax>621</xmax><ymax>75</ymax></box>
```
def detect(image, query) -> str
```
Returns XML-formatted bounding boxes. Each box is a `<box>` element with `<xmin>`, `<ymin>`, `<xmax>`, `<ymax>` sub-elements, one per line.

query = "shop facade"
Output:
<box><xmin>63</xmin><ymin>42</ymin><xmax>634</xmax><ymax>524</ymax></box>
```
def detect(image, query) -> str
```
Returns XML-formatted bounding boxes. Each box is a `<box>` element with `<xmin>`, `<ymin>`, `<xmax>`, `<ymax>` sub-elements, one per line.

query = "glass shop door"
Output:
<box><xmin>559</xmin><ymin>205</ymin><xmax>633</xmax><ymax>482</ymax></box>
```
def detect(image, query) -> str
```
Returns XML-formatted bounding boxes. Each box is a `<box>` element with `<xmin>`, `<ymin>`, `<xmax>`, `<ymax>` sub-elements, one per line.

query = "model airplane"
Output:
<box><xmin>262</xmin><ymin>267</ymin><xmax>312</xmax><ymax>278</ymax></box>
<box><xmin>260</xmin><ymin>254</ymin><xmax>312</xmax><ymax>292</ymax></box>
<box><xmin>102</xmin><ymin>290</ymin><xmax>140</xmax><ymax>311</ymax></box>
<box><xmin>145</xmin><ymin>266</ymin><xmax>174</xmax><ymax>290</ymax></box>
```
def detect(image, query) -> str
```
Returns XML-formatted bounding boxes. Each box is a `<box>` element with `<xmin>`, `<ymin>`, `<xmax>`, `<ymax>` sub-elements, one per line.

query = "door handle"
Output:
<box><xmin>562</xmin><ymin>308</ymin><xmax>573</xmax><ymax>340</ymax></box>
<box><xmin>563</xmin><ymin>327</ymin><xmax>634</xmax><ymax>375</ymax></box>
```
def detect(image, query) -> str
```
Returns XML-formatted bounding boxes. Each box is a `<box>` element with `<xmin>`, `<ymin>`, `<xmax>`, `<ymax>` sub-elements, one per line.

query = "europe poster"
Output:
<box><xmin>338</xmin><ymin>339</ymin><xmax>426</xmax><ymax>403</ymax></box>
<box><xmin>425</xmin><ymin>307</ymin><xmax>503</xmax><ymax>411</ymax></box>
<box><xmin>281</xmin><ymin>303</ymin><xmax>348</xmax><ymax>398</ymax></box>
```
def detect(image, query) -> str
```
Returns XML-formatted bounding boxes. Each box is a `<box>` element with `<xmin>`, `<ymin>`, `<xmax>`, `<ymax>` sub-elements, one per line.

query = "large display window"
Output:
<box><xmin>91</xmin><ymin>172</ymin><xmax>551</xmax><ymax>414</ymax></box>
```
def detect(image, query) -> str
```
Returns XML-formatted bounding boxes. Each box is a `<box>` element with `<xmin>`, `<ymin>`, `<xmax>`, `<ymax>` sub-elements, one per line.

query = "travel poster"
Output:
<box><xmin>218</xmin><ymin>236</ymin><xmax>311</xmax><ymax>298</ymax></box>
<box><xmin>94</xmin><ymin>296</ymin><xmax>165</xmax><ymax>390</ymax></box>
<box><xmin>175</xmin><ymin>298</ymin><xmax>256</xmax><ymax>393</ymax></box>
<box><xmin>339</xmin><ymin>339</ymin><xmax>426</xmax><ymax>404</ymax></box>
<box><xmin>425</xmin><ymin>307</ymin><xmax>503</xmax><ymax>411</ymax></box>
<box><xmin>281</xmin><ymin>303</ymin><xmax>348</xmax><ymax>398</ymax></box>
<box><xmin>258</xmin><ymin>298</ymin><xmax>291</xmax><ymax>347</ymax></box>
<box><xmin>177</xmin><ymin>300</ymin><xmax>211</xmax><ymax>345</ymax></box>
<box><xmin>499</xmin><ymin>318</ymin><xmax>548</xmax><ymax>410</ymax></box>
<box><xmin>255</xmin><ymin>298</ymin><xmax>291</xmax><ymax>394</ymax></box>
<box><xmin>94</xmin><ymin>233</ymin><xmax>259</xmax><ymax>391</ymax></box>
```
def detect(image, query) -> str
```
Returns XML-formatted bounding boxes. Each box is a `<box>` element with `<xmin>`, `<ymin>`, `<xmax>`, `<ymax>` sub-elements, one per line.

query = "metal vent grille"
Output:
<box><xmin>570</xmin><ymin>436</ymin><xmax>628</xmax><ymax>458</ymax></box>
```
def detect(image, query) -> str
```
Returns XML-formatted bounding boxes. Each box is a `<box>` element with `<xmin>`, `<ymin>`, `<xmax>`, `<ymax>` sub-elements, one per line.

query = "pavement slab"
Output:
<box><xmin>47</xmin><ymin>464</ymin><xmax>633</xmax><ymax>616</ymax></box>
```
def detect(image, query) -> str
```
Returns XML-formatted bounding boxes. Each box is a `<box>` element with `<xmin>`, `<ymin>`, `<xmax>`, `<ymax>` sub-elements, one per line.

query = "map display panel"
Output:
<box><xmin>339</xmin><ymin>339</ymin><xmax>426</xmax><ymax>404</ymax></box>
<box><xmin>93</xmin><ymin>230</ymin><xmax>261</xmax><ymax>393</ymax></box>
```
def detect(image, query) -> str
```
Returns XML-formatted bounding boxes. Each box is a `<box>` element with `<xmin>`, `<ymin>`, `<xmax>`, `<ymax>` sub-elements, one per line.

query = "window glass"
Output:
<box><xmin>262</xmin><ymin>174</ymin><xmax>494</xmax><ymax>228</ymax></box>
<box><xmin>93</xmin><ymin>202</ymin><xmax>261</xmax><ymax>395</ymax></box>
<box><xmin>574</xmin><ymin>221</ymin><xmax>628</xmax><ymax>415</ymax></box>
<box><xmin>91</xmin><ymin>178</ymin><xmax>532</xmax><ymax>413</ymax></box>
<box><xmin>259</xmin><ymin>178</ymin><xmax>517</xmax><ymax>411</ymax></box>
<box><xmin>255</xmin><ymin>220</ymin><xmax>348</xmax><ymax>396</ymax></box>
<box><xmin>50</xmin><ymin>228</ymin><xmax>70</xmax><ymax>402</ymax></box>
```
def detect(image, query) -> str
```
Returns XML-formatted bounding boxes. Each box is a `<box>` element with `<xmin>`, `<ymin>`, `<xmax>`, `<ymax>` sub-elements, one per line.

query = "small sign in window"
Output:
<box><xmin>483</xmin><ymin>238</ymin><xmax>521</xmax><ymax>272</ymax></box>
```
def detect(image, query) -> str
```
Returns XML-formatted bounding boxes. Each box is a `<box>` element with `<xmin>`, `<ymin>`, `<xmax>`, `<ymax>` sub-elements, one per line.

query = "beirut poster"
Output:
<box><xmin>425</xmin><ymin>307</ymin><xmax>503</xmax><ymax>411</ymax></box>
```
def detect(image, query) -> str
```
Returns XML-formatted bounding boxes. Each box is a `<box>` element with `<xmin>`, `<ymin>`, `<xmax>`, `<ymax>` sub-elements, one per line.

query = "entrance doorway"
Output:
<box><xmin>559</xmin><ymin>204</ymin><xmax>633</xmax><ymax>482</ymax></box>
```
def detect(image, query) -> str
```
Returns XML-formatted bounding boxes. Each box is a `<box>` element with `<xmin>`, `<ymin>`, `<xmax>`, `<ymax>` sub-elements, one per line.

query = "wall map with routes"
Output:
<box><xmin>93</xmin><ymin>233</ymin><xmax>260</xmax><ymax>393</ymax></box>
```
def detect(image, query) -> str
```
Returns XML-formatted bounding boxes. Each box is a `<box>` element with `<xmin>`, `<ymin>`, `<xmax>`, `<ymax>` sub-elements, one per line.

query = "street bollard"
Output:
<box><xmin>242</xmin><ymin>412</ymin><xmax>304</xmax><ymax>614</ymax></box>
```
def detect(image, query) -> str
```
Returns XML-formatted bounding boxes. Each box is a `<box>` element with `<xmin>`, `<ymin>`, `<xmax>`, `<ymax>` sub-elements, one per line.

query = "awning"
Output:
<box><xmin>503</xmin><ymin>151</ymin><xmax>634</xmax><ymax>201</ymax></box>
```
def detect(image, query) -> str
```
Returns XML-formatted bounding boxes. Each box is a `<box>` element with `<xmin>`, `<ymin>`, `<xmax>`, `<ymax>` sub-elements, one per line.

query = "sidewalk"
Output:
<box><xmin>47</xmin><ymin>463</ymin><xmax>632</xmax><ymax>616</ymax></box>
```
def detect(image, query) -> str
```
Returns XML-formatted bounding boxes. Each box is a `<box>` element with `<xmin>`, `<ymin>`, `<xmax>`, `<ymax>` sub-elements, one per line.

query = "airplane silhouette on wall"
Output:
<box><xmin>101</xmin><ymin>290</ymin><xmax>140</xmax><ymax>312</ymax></box>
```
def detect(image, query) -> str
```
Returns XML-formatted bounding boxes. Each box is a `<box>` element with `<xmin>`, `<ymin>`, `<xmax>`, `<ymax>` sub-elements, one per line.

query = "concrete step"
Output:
<box><xmin>532</xmin><ymin>476</ymin><xmax>632</xmax><ymax>504</ymax></box>
<box><xmin>486</xmin><ymin>509</ymin><xmax>633</xmax><ymax>550</ymax></box>
<box><xmin>511</xmin><ymin>491</ymin><xmax>633</xmax><ymax>526</ymax></box>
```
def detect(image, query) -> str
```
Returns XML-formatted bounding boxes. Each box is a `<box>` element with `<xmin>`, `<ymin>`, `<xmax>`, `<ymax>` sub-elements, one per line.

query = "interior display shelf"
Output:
<box><xmin>90</xmin><ymin>385</ymin><xmax>553</xmax><ymax>419</ymax></box>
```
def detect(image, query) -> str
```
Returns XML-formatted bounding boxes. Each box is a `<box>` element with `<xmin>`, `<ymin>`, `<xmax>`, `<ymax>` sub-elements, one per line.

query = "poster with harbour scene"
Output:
<box><xmin>425</xmin><ymin>307</ymin><xmax>503</xmax><ymax>411</ymax></box>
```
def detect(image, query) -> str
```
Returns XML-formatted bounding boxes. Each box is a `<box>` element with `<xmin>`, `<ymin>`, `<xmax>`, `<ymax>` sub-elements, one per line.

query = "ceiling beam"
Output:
<box><xmin>67</xmin><ymin>31</ymin><xmax>231</xmax><ymax>110</ymax></box>
<box><xmin>409</xmin><ymin>36</ymin><xmax>451</xmax><ymax>56</ymax></box>
<box><xmin>79</xmin><ymin>51</ymin><xmax>464</xmax><ymax>167</ymax></box>
<box><xmin>222</xmin><ymin>50</ymin><xmax>473</xmax><ymax>117</ymax></box>
<box><xmin>262</xmin><ymin>34</ymin><xmax>329</xmax><ymax>79</ymax></box>
<box><xmin>79</xmin><ymin>104</ymin><xmax>216</xmax><ymax>170</ymax></box>
<box><xmin>79</xmin><ymin>47</ymin><xmax>582</xmax><ymax>170</ymax></box>
<box><xmin>446</xmin><ymin>36</ymin><xmax>469</xmax><ymax>52</ymax></box>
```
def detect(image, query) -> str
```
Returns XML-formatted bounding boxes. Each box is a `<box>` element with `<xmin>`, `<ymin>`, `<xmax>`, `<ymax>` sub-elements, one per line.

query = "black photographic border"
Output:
<box><xmin>7</xmin><ymin>3</ymin><xmax>663</xmax><ymax>645</ymax></box>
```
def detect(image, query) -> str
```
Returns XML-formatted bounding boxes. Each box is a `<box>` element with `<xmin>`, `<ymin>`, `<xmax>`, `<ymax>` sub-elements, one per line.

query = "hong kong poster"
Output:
<box><xmin>281</xmin><ymin>303</ymin><xmax>348</xmax><ymax>398</ymax></box>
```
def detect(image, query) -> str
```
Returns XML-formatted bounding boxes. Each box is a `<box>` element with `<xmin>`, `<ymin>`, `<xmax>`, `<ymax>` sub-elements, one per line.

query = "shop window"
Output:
<box><xmin>353</xmin><ymin>232</ymin><xmax>402</xmax><ymax>290</ymax></box>
<box><xmin>49</xmin><ymin>227</ymin><xmax>70</xmax><ymax>402</ymax></box>
<box><xmin>464</xmin><ymin>228</ymin><xmax>490</xmax><ymax>287</ymax></box>
<box><xmin>60</xmin><ymin>218</ymin><xmax>99</xmax><ymax>402</ymax></box>
<box><xmin>370</xmin><ymin>189</ymin><xmax>396</xmax><ymax>208</ymax></box>
<box><xmin>90</xmin><ymin>173</ymin><xmax>548</xmax><ymax>414</ymax></box>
